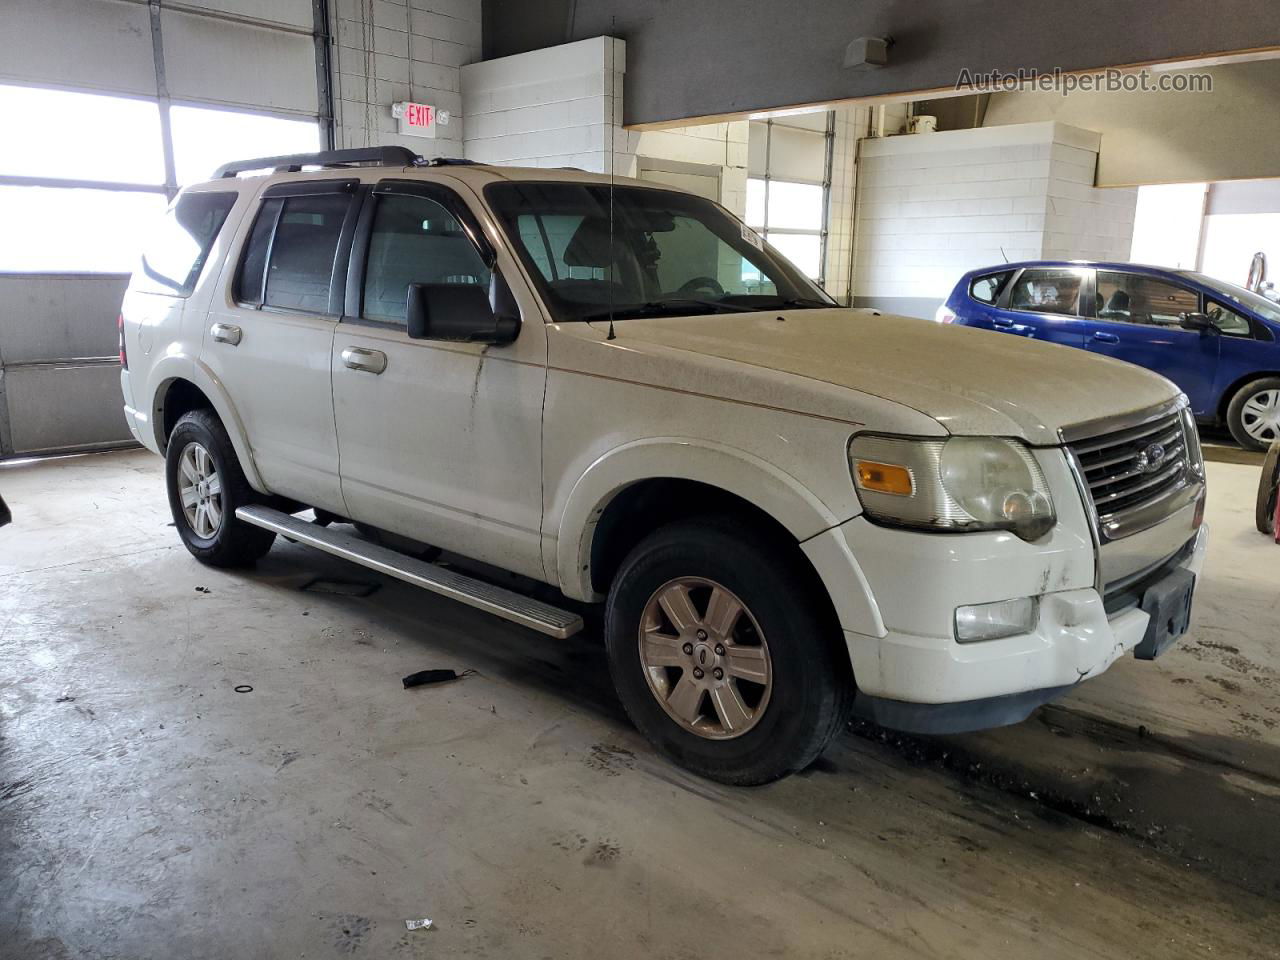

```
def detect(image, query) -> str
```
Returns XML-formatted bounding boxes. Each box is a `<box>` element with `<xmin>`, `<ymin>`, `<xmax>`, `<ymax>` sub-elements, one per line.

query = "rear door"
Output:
<box><xmin>201</xmin><ymin>179</ymin><xmax>359</xmax><ymax>514</ymax></box>
<box><xmin>1085</xmin><ymin>270</ymin><xmax>1218</xmax><ymax>410</ymax></box>
<box><xmin>985</xmin><ymin>266</ymin><xmax>1090</xmax><ymax>346</ymax></box>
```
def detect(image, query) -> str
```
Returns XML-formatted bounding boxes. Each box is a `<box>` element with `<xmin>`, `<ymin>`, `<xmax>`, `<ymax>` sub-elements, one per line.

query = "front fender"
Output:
<box><xmin>554</xmin><ymin>436</ymin><xmax>845</xmax><ymax>602</ymax></box>
<box><xmin>146</xmin><ymin>352</ymin><xmax>265</xmax><ymax>491</ymax></box>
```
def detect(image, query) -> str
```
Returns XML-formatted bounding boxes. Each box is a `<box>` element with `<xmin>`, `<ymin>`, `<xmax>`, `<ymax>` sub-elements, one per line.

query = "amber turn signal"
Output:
<box><xmin>854</xmin><ymin>460</ymin><xmax>913</xmax><ymax>496</ymax></box>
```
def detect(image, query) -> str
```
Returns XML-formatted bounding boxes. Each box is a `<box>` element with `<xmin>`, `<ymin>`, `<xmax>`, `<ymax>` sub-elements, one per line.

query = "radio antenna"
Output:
<box><xmin>606</xmin><ymin>25</ymin><xmax>617</xmax><ymax>341</ymax></box>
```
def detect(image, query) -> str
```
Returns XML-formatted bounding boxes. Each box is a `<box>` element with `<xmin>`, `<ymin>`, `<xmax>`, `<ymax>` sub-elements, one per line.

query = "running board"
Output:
<box><xmin>235</xmin><ymin>505</ymin><xmax>583</xmax><ymax>638</ymax></box>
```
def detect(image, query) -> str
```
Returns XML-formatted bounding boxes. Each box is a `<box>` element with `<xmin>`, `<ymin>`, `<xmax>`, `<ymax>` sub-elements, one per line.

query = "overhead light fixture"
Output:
<box><xmin>844</xmin><ymin>36</ymin><xmax>891</xmax><ymax>70</ymax></box>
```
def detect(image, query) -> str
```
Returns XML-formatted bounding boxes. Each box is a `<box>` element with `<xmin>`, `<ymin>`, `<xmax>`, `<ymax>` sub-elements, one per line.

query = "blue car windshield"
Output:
<box><xmin>1182</xmin><ymin>271</ymin><xmax>1280</xmax><ymax>325</ymax></box>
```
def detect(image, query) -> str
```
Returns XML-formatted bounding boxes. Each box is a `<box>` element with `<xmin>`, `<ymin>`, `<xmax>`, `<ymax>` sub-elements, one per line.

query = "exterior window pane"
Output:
<box><xmin>263</xmin><ymin>194</ymin><xmax>350</xmax><ymax>313</ymax></box>
<box><xmin>767</xmin><ymin>232</ymin><xmax>822</xmax><ymax>279</ymax></box>
<box><xmin>745</xmin><ymin>178</ymin><xmax>766</xmax><ymax>228</ymax></box>
<box><xmin>1097</xmin><ymin>270</ymin><xmax>1200</xmax><ymax>327</ymax></box>
<box><xmin>363</xmin><ymin>193</ymin><xmax>491</xmax><ymax>324</ymax></box>
<box><xmin>0</xmin><ymin>85</ymin><xmax>165</xmax><ymax>185</ymax></box>
<box><xmin>0</xmin><ymin>186</ymin><xmax>167</xmax><ymax>272</ymax></box>
<box><xmin>1009</xmin><ymin>268</ymin><xmax>1084</xmax><ymax>316</ymax></box>
<box><xmin>171</xmin><ymin>105</ymin><xmax>321</xmax><ymax>185</ymax></box>
<box><xmin>766</xmin><ymin>180</ymin><xmax>823</xmax><ymax>230</ymax></box>
<box><xmin>135</xmin><ymin>192</ymin><xmax>238</xmax><ymax>297</ymax></box>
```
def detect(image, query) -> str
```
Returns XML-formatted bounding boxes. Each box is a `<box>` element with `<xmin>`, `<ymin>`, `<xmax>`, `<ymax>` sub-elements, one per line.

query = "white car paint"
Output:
<box><xmin>120</xmin><ymin>161</ymin><xmax>1206</xmax><ymax>714</ymax></box>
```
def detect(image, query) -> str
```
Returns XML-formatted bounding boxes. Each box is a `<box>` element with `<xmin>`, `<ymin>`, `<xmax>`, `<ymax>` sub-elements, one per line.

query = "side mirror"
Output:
<box><xmin>1179</xmin><ymin>312</ymin><xmax>1214</xmax><ymax>333</ymax></box>
<box><xmin>406</xmin><ymin>277</ymin><xmax>520</xmax><ymax>344</ymax></box>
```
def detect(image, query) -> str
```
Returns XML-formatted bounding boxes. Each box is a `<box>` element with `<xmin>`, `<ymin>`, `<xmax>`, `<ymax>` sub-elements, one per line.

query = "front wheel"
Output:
<box><xmin>604</xmin><ymin>519</ymin><xmax>852</xmax><ymax>785</ymax></box>
<box><xmin>165</xmin><ymin>409</ymin><xmax>276</xmax><ymax>567</ymax></box>
<box><xmin>1227</xmin><ymin>377</ymin><xmax>1280</xmax><ymax>451</ymax></box>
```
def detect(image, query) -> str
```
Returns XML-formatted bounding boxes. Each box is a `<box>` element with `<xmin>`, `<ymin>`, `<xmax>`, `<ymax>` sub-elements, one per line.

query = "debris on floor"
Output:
<box><xmin>404</xmin><ymin>918</ymin><xmax>433</xmax><ymax>931</ymax></box>
<box><xmin>300</xmin><ymin>577</ymin><xmax>381</xmax><ymax>597</ymax></box>
<box><xmin>194</xmin><ymin>585</ymin><xmax>211</xmax><ymax>593</ymax></box>
<box><xmin>233</xmin><ymin>684</ymin><xmax>254</xmax><ymax>694</ymax></box>
<box><xmin>402</xmin><ymin>668</ymin><xmax>475</xmax><ymax>689</ymax></box>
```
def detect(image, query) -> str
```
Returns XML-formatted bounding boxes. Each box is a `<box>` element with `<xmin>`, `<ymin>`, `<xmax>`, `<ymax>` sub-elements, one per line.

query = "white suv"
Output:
<box><xmin>120</xmin><ymin>147</ymin><xmax>1207</xmax><ymax>784</ymax></box>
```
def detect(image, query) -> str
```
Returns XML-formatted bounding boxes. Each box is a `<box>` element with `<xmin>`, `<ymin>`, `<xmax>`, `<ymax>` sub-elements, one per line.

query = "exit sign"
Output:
<box><xmin>391</xmin><ymin>101</ymin><xmax>445</xmax><ymax>139</ymax></box>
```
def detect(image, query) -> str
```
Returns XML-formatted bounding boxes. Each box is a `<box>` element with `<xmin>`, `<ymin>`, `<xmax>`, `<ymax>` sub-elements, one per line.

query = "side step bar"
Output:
<box><xmin>235</xmin><ymin>506</ymin><xmax>584</xmax><ymax>639</ymax></box>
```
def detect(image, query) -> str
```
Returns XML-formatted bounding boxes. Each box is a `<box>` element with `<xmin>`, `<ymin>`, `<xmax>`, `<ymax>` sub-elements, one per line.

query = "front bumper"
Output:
<box><xmin>802</xmin><ymin>497</ymin><xmax>1207</xmax><ymax>734</ymax></box>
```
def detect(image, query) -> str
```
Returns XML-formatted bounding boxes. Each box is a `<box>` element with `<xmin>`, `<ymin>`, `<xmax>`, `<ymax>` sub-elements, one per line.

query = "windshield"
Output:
<box><xmin>1180</xmin><ymin>271</ymin><xmax>1280</xmax><ymax>325</ymax></box>
<box><xmin>484</xmin><ymin>181</ymin><xmax>833</xmax><ymax>322</ymax></box>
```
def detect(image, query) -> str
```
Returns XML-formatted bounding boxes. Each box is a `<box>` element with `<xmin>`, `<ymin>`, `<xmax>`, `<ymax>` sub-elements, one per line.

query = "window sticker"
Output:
<box><xmin>740</xmin><ymin>223</ymin><xmax>764</xmax><ymax>250</ymax></box>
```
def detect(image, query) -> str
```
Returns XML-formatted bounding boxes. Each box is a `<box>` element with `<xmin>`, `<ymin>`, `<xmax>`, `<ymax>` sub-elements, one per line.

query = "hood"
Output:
<box><xmin>604</xmin><ymin>309</ymin><xmax>1181</xmax><ymax>445</ymax></box>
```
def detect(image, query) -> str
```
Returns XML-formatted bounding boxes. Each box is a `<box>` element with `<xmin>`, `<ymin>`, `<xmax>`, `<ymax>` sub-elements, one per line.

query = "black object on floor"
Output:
<box><xmin>300</xmin><ymin>577</ymin><xmax>381</xmax><ymax>597</ymax></box>
<box><xmin>402</xmin><ymin>668</ymin><xmax>475</xmax><ymax>689</ymax></box>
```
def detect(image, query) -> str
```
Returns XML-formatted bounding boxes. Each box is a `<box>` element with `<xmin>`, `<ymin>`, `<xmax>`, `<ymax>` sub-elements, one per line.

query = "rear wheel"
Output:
<box><xmin>1226</xmin><ymin>377</ymin><xmax>1280</xmax><ymax>451</ymax></box>
<box><xmin>165</xmin><ymin>409</ymin><xmax>275</xmax><ymax>566</ymax></box>
<box><xmin>604</xmin><ymin>519</ymin><xmax>852</xmax><ymax>785</ymax></box>
<box><xmin>1257</xmin><ymin>440</ymin><xmax>1280</xmax><ymax>535</ymax></box>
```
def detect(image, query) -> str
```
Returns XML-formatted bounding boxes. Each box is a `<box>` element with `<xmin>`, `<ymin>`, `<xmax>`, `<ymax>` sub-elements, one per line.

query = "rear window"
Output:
<box><xmin>135</xmin><ymin>191</ymin><xmax>237</xmax><ymax>297</ymax></box>
<box><xmin>236</xmin><ymin>193</ymin><xmax>350</xmax><ymax>313</ymax></box>
<box><xmin>969</xmin><ymin>270</ymin><xmax>1013</xmax><ymax>305</ymax></box>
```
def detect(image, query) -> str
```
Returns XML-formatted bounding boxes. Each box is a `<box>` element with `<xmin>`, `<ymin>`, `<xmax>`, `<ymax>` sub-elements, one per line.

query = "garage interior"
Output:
<box><xmin>3</xmin><ymin>1</ymin><xmax>1280</xmax><ymax>957</ymax></box>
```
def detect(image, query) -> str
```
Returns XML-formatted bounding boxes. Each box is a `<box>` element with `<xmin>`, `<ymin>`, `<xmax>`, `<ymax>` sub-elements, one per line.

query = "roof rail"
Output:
<box><xmin>213</xmin><ymin>146</ymin><xmax>423</xmax><ymax>179</ymax></box>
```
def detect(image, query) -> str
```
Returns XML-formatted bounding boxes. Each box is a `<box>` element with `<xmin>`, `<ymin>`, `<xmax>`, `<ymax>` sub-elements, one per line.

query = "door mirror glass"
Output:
<box><xmin>406</xmin><ymin>278</ymin><xmax>520</xmax><ymax>344</ymax></box>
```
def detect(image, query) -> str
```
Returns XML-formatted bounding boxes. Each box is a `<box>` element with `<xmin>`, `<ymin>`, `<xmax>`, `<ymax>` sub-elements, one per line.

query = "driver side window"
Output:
<box><xmin>1205</xmin><ymin>299</ymin><xmax>1253</xmax><ymax>337</ymax></box>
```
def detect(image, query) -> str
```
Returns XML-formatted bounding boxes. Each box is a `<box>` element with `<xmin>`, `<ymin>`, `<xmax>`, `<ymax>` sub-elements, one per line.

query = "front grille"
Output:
<box><xmin>1068</xmin><ymin>410</ymin><xmax>1194</xmax><ymax>537</ymax></box>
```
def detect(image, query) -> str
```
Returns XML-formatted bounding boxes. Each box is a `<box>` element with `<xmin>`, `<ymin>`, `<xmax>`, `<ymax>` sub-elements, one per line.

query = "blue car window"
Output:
<box><xmin>1205</xmin><ymin>299</ymin><xmax>1253</xmax><ymax>337</ymax></box>
<box><xmin>1097</xmin><ymin>271</ymin><xmax>1198</xmax><ymax>327</ymax></box>
<box><xmin>969</xmin><ymin>270</ymin><xmax>1013</xmax><ymax>304</ymax></box>
<box><xmin>1009</xmin><ymin>269</ymin><xmax>1082</xmax><ymax>316</ymax></box>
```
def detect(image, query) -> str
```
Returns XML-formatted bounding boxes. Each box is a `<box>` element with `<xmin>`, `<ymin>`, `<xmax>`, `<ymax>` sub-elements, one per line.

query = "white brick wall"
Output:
<box><xmin>461</xmin><ymin>37</ymin><xmax>748</xmax><ymax>218</ymax></box>
<box><xmin>850</xmin><ymin>122</ymin><xmax>1137</xmax><ymax>312</ymax></box>
<box><xmin>332</xmin><ymin>0</ymin><xmax>481</xmax><ymax>157</ymax></box>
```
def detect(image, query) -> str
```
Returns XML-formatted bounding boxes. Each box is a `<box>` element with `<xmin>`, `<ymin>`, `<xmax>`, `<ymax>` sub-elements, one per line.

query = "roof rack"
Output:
<box><xmin>213</xmin><ymin>146</ymin><xmax>423</xmax><ymax>179</ymax></box>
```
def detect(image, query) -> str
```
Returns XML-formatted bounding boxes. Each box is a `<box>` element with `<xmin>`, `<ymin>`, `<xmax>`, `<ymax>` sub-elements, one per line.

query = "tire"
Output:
<box><xmin>1226</xmin><ymin>377</ymin><xmax>1280</xmax><ymax>451</ymax></box>
<box><xmin>604</xmin><ymin>518</ymin><xmax>852</xmax><ymax>785</ymax></box>
<box><xmin>1257</xmin><ymin>440</ymin><xmax>1280</xmax><ymax>535</ymax></box>
<box><xmin>165</xmin><ymin>408</ymin><xmax>276</xmax><ymax>567</ymax></box>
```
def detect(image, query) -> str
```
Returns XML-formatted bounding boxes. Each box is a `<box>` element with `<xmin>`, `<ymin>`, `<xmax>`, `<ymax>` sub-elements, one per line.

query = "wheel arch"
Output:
<box><xmin>148</xmin><ymin>356</ymin><xmax>264</xmax><ymax>489</ymax></box>
<box><xmin>1217</xmin><ymin>370</ymin><xmax>1280</xmax><ymax>422</ymax></box>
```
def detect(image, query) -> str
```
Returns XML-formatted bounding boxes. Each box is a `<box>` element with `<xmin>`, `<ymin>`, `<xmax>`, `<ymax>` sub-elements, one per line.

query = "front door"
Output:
<box><xmin>331</xmin><ymin>179</ymin><xmax>548</xmax><ymax>580</ymax></box>
<box><xmin>1085</xmin><ymin>270</ymin><xmax>1219</xmax><ymax>411</ymax></box>
<box><xmin>989</xmin><ymin>266</ymin><xmax>1090</xmax><ymax>346</ymax></box>
<box><xmin>201</xmin><ymin>179</ymin><xmax>359</xmax><ymax>514</ymax></box>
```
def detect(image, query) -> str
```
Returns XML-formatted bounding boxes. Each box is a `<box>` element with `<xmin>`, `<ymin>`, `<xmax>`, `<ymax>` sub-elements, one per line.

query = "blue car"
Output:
<box><xmin>939</xmin><ymin>261</ymin><xmax>1280</xmax><ymax>450</ymax></box>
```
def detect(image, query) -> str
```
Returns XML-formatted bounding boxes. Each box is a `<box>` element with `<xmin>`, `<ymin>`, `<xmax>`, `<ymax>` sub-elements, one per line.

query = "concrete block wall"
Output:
<box><xmin>332</xmin><ymin>0</ymin><xmax>482</xmax><ymax>157</ymax></box>
<box><xmin>461</xmin><ymin>37</ymin><xmax>749</xmax><ymax>218</ymax></box>
<box><xmin>851</xmin><ymin>121</ymin><xmax>1136</xmax><ymax>318</ymax></box>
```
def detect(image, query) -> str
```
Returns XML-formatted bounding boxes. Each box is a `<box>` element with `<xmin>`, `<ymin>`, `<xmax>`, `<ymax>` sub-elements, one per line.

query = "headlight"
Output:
<box><xmin>849</xmin><ymin>435</ymin><xmax>1056</xmax><ymax>541</ymax></box>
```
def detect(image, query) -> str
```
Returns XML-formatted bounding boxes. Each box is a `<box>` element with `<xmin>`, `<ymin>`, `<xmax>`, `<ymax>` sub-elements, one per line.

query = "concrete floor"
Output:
<box><xmin>2</xmin><ymin>449</ymin><xmax>1278</xmax><ymax>959</ymax></box>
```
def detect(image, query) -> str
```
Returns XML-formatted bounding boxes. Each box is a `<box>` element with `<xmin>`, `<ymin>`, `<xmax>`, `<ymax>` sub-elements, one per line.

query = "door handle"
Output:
<box><xmin>992</xmin><ymin>317</ymin><xmax>1014</xmax><ymax>328</ymax></box>
<box><xmin>341</xmin><ymin>346</ymin><xmax>388</xmax><ymax>374</ymax></box>
<box><xmin>1090</xmin><ymin>332</ymin><xmax>1120</xmax><ymax>344</ymax></box>
<box><xmin>210</xmin><ymin>322</ymin><xmax>242</xmax><ymax>346</ymax></box>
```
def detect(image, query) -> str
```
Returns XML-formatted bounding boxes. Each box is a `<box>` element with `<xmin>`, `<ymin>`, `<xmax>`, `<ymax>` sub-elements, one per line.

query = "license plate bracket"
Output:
<box><xmin>1134</xmin><ymin>568</ymin><xmax>1195</xmax><ymax>661</ymax></box>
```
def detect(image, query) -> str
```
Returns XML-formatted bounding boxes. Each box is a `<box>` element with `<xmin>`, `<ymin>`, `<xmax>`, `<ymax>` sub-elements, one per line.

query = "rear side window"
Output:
<box><xmin>362</xmin><ymin>193</ymin><xmax>491</xmax><ymax>324</ymax></box>
<box><xmin>969</xmin><ymin>270</ymin><xmax>1013</xmax><ymax>305</ymax></box>
<box><xmin>136</xmin><ymin>192</ymin><xmax>237</xmax><ymax>297</ymax></box>
<box><xmin>1009</xmin><ymin>268</ymin><xmax>1083</xmax><ymax>317</ymax></box>
<box><xmin>236</xmin><ymin>192</ymin><xmax>350</xmax><ymax>313</ymax></box>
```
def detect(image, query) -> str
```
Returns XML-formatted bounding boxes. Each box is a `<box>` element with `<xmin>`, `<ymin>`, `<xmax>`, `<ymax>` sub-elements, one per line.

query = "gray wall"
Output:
<box><xmin>483</xmin><ymin>0</ymin><xmax>1280</xmax><ymax>126</ymax></box>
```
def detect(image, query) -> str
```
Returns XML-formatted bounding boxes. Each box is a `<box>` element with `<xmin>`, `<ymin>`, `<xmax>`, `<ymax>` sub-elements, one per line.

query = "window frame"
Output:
<box><xmin>342</xmin><ymin>178</ymin><xmax>495</xmax><ymax>330</ymax></box>
<box><xmin>233</xmin><ymin>178</ymin><xmax>361</xmax><ymax>316</ymax></box>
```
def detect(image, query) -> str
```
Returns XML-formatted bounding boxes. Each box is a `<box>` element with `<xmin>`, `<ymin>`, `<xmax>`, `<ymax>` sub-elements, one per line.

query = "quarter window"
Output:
<box><xmin>1009</xmin><ymin>269</ymin><xmax>1083</xmax><ymax>316</ymax></box>
<box><xmin>970</xmin><ymin>270</ymin><xmax>1013</xmax><ymax>305</ymax></box>
<box><xmin>1205</xmin><ymin>299</ymin><xmax>1253</xmax><ymax>337</ymax></box>
<box><xmin>1096</xmin><ymin>271</ymin><xmax>1199</xmax><ymax>327</ymax></box>
<box><xmin>362</xmin><ymin>193</ymin><xmax>492</xmax><ymax>324</ymax></box>
<box><xmin>135</xmin><ymin>192</ymin><xmax>238</xmax><ymax>297</ymax></box>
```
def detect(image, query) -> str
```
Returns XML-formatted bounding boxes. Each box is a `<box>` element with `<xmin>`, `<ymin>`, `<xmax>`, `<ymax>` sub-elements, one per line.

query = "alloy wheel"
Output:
<box><xmin>637</xmin><ymin>577</ymin><xmax>772</xmax><ymax>740</ymax></box>
<box><xmin>177</xmin><ymin>441</ymin><xmax>224</xmax><ymax>539</ymax></box>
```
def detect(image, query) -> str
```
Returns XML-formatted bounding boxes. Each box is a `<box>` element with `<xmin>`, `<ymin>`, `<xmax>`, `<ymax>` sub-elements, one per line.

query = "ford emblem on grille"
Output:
<box><xmin>1135</xmin><ymin>442</ymin><xmax>1167</xmax><ymax>474</ymax></box>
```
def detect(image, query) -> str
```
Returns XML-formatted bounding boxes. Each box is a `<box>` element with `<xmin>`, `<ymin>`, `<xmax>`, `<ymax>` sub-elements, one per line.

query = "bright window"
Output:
<box><xmin>0</xmin><ymin>85</ymin><xmax>165</xmax><ymax>185</ymax></box>
<box><xmin>170</xmin><ymin>105</ymin><xmax>321</xmax><ymax>185</ymax></box>
<box><xmin>0</xmin><ymin>186</ymin><xmax>167</xmax><ymax>273</ymax></box>
<box><xmin>746</xmin><ymin>176</ymin><xmax>825</xmax><ymax>280</ymax></box>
